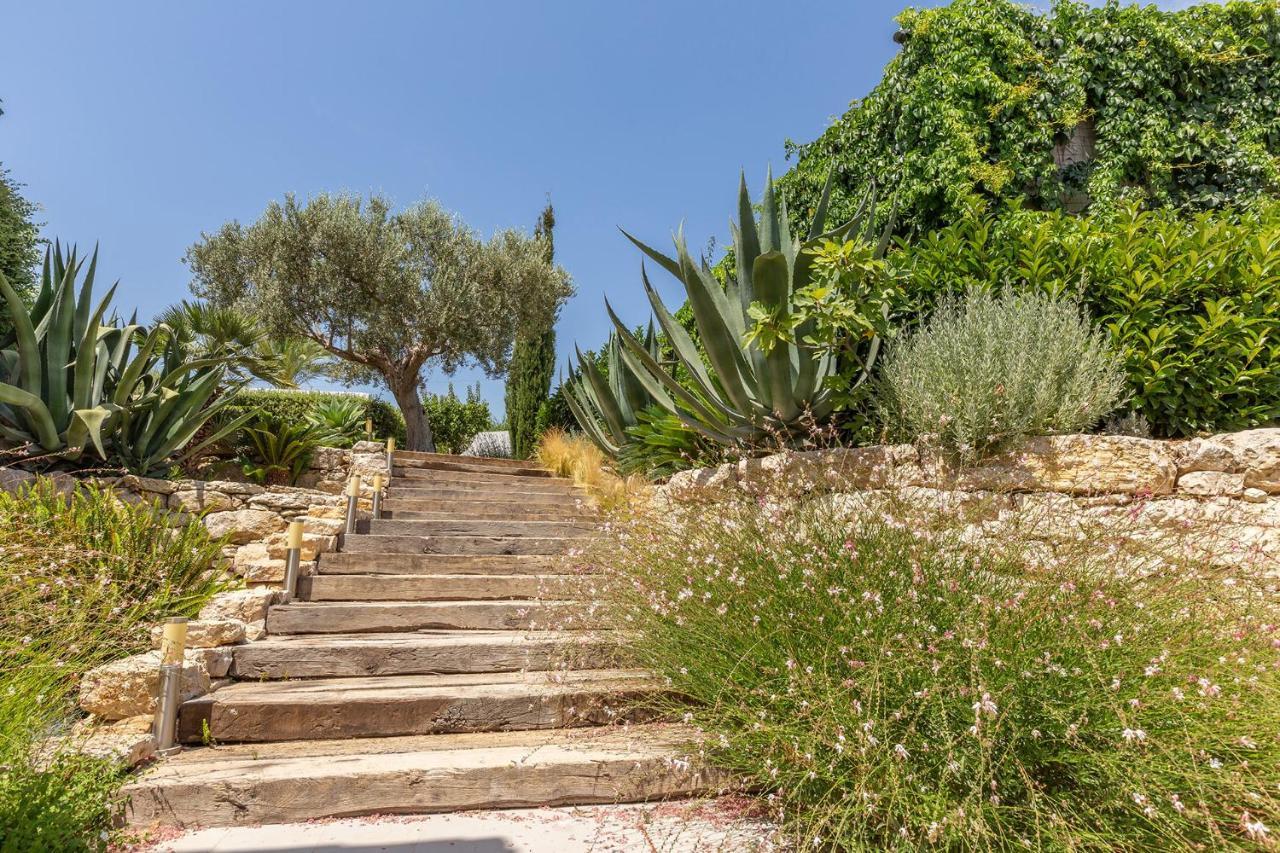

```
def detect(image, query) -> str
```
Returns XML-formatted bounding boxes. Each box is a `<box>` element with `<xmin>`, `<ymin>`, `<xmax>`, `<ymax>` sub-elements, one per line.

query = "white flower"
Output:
<box><xmin>894</xmin><ymin>743</ymin><xmax>909</xmax><ymax>760</ymax></box>
<box><xmin>1121</xmin><ymin>728</ymin><xmax>1147</xmax><ymax>743</ymax></box>
<box><xmin>1241</xmin><ymin>812</ymin><xmax>1269</xmax><ymax>841</ymax></box>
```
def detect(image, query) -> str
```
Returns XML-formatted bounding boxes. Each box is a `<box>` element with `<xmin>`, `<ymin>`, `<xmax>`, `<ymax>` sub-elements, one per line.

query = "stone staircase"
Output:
<box><xmin>122</xmin><ymin>450</ymin><xmax>711</xmax><ymax>828</ymax></box>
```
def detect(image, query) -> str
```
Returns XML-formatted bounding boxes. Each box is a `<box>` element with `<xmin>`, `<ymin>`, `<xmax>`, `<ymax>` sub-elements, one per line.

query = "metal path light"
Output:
<box><xmin>365</xmin><ymin>417</ymin><xmax>374</xmax><ymax>440</ymax></box>
<box><xmin>371</xmin><ymin>472</ymin><xmax>384</xmax><ymax>519</ymax></box>
<box><xmin>344</xmin><ymin>475</ymin><xmax>362</xmax><ymax>535</ymax></box>
<box><xmin>153</xmin><ymin>616</ymin><xmax>188</xmax><ymax>757</ymax></box>
<box><xmin>281</xmin><ymin>520</ymin><xmax>304</xmax><ymax>602</ymax></box>
<box><xmin>385</xmin><ymin>436</ymin><xmax>396</xmax><ymax>471</ymax></box>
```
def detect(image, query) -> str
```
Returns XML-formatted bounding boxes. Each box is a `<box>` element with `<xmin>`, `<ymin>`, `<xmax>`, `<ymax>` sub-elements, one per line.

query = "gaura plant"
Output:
<box><xmin>563</xmin><ymin>322</ymin><xmax>663</xmax><ymax>457</ymax></box>
<box><xmin>606</xmin><ymin>169</ymin><xmax>894</xmax><ymax>446</ymax></box>
<box><xmin>0</xmin><ymin>243</ymin><xmax>251</xmax><ymax>471</ymax></box>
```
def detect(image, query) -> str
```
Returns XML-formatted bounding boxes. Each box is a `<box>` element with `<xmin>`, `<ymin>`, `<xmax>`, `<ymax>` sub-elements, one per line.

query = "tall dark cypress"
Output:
<box><xmin>505</xmin><ymin>203</ymin><xmax>558</xmax><ymax>459</ymax></box>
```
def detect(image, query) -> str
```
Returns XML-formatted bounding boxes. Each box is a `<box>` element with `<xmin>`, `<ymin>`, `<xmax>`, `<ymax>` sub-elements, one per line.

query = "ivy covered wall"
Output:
<box><xmin>779</xmin><ymin>0</ymin><xmax>1280</xmax><ymax>233</ymax></box>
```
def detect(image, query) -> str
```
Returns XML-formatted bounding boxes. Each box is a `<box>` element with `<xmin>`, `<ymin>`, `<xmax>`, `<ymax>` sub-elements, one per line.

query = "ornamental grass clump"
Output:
<box><xmin>592</xmin><ymin>492</ymin><xmax>1279</xmax><ymax>849</ymax></box>
<box><xmin>878</xmin><ymin>289</ymin><xmax>1127</xmax><ymax>464</ymax></box>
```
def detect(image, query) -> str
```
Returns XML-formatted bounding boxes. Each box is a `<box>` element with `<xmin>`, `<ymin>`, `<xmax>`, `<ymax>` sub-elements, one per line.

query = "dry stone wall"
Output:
<box><xmin>72</xmin><ymin>440</ymin><xmax>391</xmax><ymax>736</ymax></box>
<box><xmin>664</xmin><ymin>429</ymin><xmax>1280</xmax><ymax>581</ymax></box>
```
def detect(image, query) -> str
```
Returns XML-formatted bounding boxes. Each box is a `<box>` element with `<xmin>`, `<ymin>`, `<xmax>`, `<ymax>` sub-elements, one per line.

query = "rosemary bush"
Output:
<box><xmin>591</xmin><ymin>492</ymin><xmax>1279</xmax><ymax>849</ymax></box>
<box><xmin>878</xmin><ymin>289</ymin><xmax>1127</xmax><ymax>462</ymax></box>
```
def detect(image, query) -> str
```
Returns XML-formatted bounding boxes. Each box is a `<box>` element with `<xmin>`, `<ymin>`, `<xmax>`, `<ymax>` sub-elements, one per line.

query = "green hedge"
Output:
<box><xmin>893</xmin><ymin>203</ymin><xmax>1280</xmax><ymax>437</ymax></box>
<box><xmin>221</xmin><ymin>390</ymin><xmax>406</xmax><ymax>444</ymax></box>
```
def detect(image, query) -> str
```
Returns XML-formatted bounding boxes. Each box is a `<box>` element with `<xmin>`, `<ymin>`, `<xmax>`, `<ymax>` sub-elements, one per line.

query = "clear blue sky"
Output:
<box><xmin>0</xmin><ymin>0</ymin><xmax>1173</xmax><ymax>418</ymax></box>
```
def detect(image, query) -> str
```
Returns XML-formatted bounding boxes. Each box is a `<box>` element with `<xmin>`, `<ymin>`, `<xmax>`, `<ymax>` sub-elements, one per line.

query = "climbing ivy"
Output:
<box><xmin>779</xmin><ymin>0</ymin><xmax>1280</xmax><ymax>233</ymax></box>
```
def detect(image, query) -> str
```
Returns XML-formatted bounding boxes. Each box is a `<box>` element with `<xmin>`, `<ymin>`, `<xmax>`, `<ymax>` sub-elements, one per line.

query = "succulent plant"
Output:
<box><xmin>563</xmin><ymin>322</ymin><xmax>665</xmax><ymax>456</ymax></box>
<box><xmin>607</xmin><ymin>169</ymin><xmax>892</xmax><ymax>446</ymax></box>
<box><xmin>0</xmin><ymin>243</ymin><xmax>251</xmax><ymax>472</ymax></box>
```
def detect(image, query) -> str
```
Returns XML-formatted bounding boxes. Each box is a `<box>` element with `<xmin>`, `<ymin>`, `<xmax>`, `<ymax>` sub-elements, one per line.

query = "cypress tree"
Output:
<box><xmin>505</xmin><ymin>203</ymin><xmax>558</xmax><ymax>459</ymax></box>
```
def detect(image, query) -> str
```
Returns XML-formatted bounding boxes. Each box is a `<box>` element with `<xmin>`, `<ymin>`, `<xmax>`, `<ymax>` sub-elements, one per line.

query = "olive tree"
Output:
<box><xmin>185</xmin><ymin>193</ymin><xmax>572</xmax><ymax>450</ymax></box>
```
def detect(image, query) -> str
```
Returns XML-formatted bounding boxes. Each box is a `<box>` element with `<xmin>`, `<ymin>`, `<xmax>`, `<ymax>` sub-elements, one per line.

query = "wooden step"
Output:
<box><xmin>178</xmin><ymin>669</ymin><xmax>656</xmax><ymax>743</ymax></box>
<box><xmin>229</xmin><ymin>631</ymin><xmax>620</xmax><ymax>679</ymax></box>
<box><xmin>383</xmin><ymin>507</ymin><xmax>590</xmax><ymax>522</ymax></box>
<box><xmin>297</xmin><ymin>573</ymin><xmax>577</xmax><ymax>601</ymax></box>
<box><xmin>391</xmin><ymin>467</ymin><xmax>576</xmax><ymax>488</ymax></box>
<box><xmin>382</xmin><ymin>495</ymin><xmax>589</xmax><ymax>514</ymax></box>
<box><xmin>342</xmin><ymin>534</ymin><xmax>586</xmax><ymax>556</ymax></box>
<box><xmin>392</xmin><ymin>452</ymin><xmax>551</xmax><ymax>478</ymax></box>
<box><xmin>267</xmin><ymin>600</ymin><xmax>586</xmax><ymax>634</ymax></box>
<box><xmin>317</xmin><ymin>553</ymin><xmax>565</xmax><ymax>575</ymax></box>
<box><xmin>366</xmin><ymin>519</ymin><xmax>596</xmax><ymax>538</ymax></box>
<box><xmin>122</xmin><ymin>724</ymin><xmax>716</xmax><ymax>828</ymax></box>
<box><xmin>387</xmin><ymin>486</ymin><xmax>585</xmax><ymax>505</ymax></box>
<box><xmin>390</xmin><ymin>477</ymin><xmax>576</xmax><ymax>497</ymax></box>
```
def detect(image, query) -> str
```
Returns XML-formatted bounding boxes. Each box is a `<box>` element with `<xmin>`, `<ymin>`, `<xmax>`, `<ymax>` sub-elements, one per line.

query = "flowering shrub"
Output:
<box><xmin>592</xmin><ymin>491</ymin><xmax>1279</xmax><ymax>849</ymax></box>
<box><xmin>0</xmin><ymin>478</ymin><xmax>229</xmax><ymax>849</ymax></box>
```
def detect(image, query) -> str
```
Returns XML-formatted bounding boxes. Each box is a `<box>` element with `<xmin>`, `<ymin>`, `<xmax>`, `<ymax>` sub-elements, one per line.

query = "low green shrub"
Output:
<box><xmin>895</xmin><ymin>203</ymin><xmax>1280</xmax><ymax>437</ymax></box>
<box><xmin>878</xmin><ymin>288</ymin><xmax>1127</xmax><ymax>462</ymax></box>
<box><xmin>221</xmin><ymin>389</ymin><xmax>406</xmax><ymax>445</ymax></box>
<box><xmin>422</xmin><ymin>384</ymin><xmax>492</xmax><ymax>454</ymax></box>
<box><xmin>593</xmin><ymin>493</ymin><xmax>1279</xmax><ymax>849</ymax></box>
<box><xmin>617</xmin><ymin>407</ymin><xmax>721</xmax><ymax>478</ymax></box>
<box><xmin>0</xmin><ymin>479</ymin><xmax>229</xmax><ymax>849</ymax></box>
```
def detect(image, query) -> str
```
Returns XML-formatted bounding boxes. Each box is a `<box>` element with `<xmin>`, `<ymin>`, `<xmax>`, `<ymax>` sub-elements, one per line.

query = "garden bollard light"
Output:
<box><xmin>281</xmin><ymin>520</ymin><xmax>304</xmax><ymax>603</ymax></box>
<box><xmin>371</xmin><ymin>472</ymin><xmax>384</xmax><ymax>519</ymax></box>
<box><xmin>153</xmin><ymin>616</ymin><xmax>188</xmax><ymax>757</ymax></box>
<box><xmin>386</xmin><ymin>436</ymin><xmax>395</xmax><ymax>470</ymax></box>
<box><xmin>365</xmin><ymin>417</ymin><xmax>373</xmax><ymax>440</ymax></box>
<box><xmin>344</xmin><ymin>475</ymin><xmax>361</xmax><ymax>535</ymax></box>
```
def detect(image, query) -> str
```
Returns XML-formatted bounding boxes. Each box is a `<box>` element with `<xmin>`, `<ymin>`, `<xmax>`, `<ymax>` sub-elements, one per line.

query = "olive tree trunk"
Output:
<box><xmin>390</xmin><ymin>379</ymin><xmax>435</xmax><ymax>452</ymax></box>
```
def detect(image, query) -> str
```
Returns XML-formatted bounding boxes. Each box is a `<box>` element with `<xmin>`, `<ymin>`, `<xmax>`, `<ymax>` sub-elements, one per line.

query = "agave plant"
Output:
<box><xmin>0</xmin><ymin>244</ymin><xmax>251</xmax><ymax>471</ymax></box>
<box><xmin>606</xmin><ymin>169</ymin><xmax>892</xmax><ymax>446</ymax></box>
<box><xmin>563</xmin><ymin>322</ymin><xmax>662</xmax><ymax>456</ymax></box>
<box><xmin>305</xmin><ymin>397</ymin><xmax>367</xmax><ymax>448</ymax></box>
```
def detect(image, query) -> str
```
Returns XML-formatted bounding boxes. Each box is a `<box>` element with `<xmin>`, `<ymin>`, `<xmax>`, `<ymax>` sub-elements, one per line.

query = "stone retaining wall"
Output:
<box><xmin>663</xmin><ymin>429</ymin><xmax>1280</xmax><ymax>578</ymax></box>
<box><xmin>70</xmin><ymin>440</ymin><xmax>392</xmax><ymax>752</ymax></box>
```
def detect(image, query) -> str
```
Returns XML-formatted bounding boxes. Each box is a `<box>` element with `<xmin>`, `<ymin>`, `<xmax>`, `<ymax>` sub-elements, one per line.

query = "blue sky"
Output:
<box><xmin>0</xmin><ymin>0</ymin><xmax>1181</xmax><ymax>418</ymax></box>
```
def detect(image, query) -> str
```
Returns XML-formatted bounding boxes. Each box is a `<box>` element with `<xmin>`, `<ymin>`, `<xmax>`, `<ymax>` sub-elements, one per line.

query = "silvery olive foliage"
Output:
<box><xmin>878</xmin><ymin>288</ymin><xmax>1128</xmax><ymax>462</ymax></box>
<box><xmin>185</xmin><ymin>193</ymin><xmax>573</xmax><ymax>451</ymax></box>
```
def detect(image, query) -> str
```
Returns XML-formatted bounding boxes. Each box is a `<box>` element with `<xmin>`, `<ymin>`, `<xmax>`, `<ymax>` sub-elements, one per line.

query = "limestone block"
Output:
<box><xmin>307</xmin><ymin>504</ymin><xmax>349</xmax><ymax>520</ymax></box>
<box><xmin>248</xmin><ymin>490</ymin><xmax>315</xmax><ymax>513</ymax></box>
<box><xmin>78</xmin><ymin>651</ymin><xmax>212</xmax><ymax>720</ymax></box>
<box><xmin>194</xmin><ymin>647</ymin><xmax>234</xmax><ymax>678</ymax></box>
<box><xmin>149</xmin><ymin>619</ymin><xmax>246</xmax><ymax>650</ymax></box>
<box><xmin>63</xmin><ymin>715</ymin><xmax>156</xmax><ymax>767</ymax></box>
<box><xmin>1243</xmin><ymin>487</ymin><xmax>1269</xmax><ymax>504</ymax></box>
<box><xmin>310</xmin><ymin>446</ymin><xmax>350</xmax><ymax>470</ymax></box>
<box><xmin>1210</xmin><ymin>428</ymin><xmax>1280</xmax><ymax>493</ymax></box>
<box><xmin>264</xmin><ymin>529</ymin><xmax>335</xmax><ymax>560</ymax></box>
<box><xmin>199</xmin><ymin>588</ymin><xmax>279</xmax><ymax>623</ymax></box>
<box><xmin>1176</xmin><ymin>470</ymin><xmax>1245</xmax><ymax>497</ymax></box>
<box><xmin>948</xmin><ymin>435</ymin><xmax>1177</xmax><ymax>495</ymax></box>
<box><xmin>738</xmin><ymin>447</ymin><xmax>918</xmax><ymax>495</ymax></box>
<box><xmin>244</xmin><ymin>619</ymin><xmax>268</xmax><ymax>641</ymax></box>
<box><xmin>302</xmin><ymin>515</ymin><xmax>345</xmax><ymax>536</ymax></box>
<box><xmin>201</xmin><ymin>480</ymin><xmax>266</xmax><ymax>497</ymax></box>
<box><xmin>169</xmin><ymin>489</ymin><xmax>240</xmax><ymax>514</ymax></box>
<box><xmin>114</xmin><ymin>474</ymin><xmax>178</xmax><ymax>496</ymax></box>
<box><xmin>1174</xmin><ymin>438</ymin><xmax>1237</xmax><ymax>475</ymax></box>
<box><xmin>667</xmin><ymin>463</ymin><xmax>738</xmax><ymax>498</ymax></box>
<box><xmin>204</xmin><ymin>508</ymin><xmax>287</xmax><ymax>544</ymax></box>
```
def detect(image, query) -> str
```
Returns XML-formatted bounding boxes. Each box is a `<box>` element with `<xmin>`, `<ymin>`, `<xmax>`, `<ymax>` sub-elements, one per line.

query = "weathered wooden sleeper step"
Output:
<box><xmin>365</xmin><ymin>519</ymin><xmax>595</xmax><ymax>538</ymax></box>
<box><xmin>229</xmin><ymin>630</ymin><xmax>620</xmax><ymax>679</ymax></box>
<box><xmin>390</xmin><ymin>467</ymin><xmax>576</xmax><ymax>488</ymax></box>
<box><xmin>342</xmin><ymin>533</ymin><xmax>587</xmax><ymax>556</ymax></box>
<box><xmin>386</xmin><ymin>486</ymin><xmax>586</xmax><ymax>505</ymax></box>
<box><xmin>122</xmin><ymin>724</ymin><xmax>718</xmax><ymax>828</ymax></box>
<box><xmin>179</xmin><ymin>669</ymin><xmax>657</xmax><ymax>743</ymax></box>
<box><xmin>317</xmin><ymin>552</ymin><xmax>567</xmax><ymax>576</ymax></box>
<box><xmin>267</xmin><ymin>599</ymin><xmax>591</xmax><ymax>634</ymax></box>
<box><xmin>382</xmin><ymin>507</ymin><xmax>591</xmax><ymax>522</ymax></box>
<box><xmin>390</xmin><ymin>453</ymin><xmax>552</xmax><ymax>478</ymax></box>
<box><xmin>298</xmin><ymin>573</ymin><xmax>578</xmax><ymax>602</ymax></box>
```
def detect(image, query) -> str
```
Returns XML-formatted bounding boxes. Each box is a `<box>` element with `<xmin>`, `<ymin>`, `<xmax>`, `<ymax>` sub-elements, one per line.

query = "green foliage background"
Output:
<box><xmin>892</xmin><ymin>202</ymin><xmax>1280</xmax><ymax>437</ymax></box>
<box><xmin>222</xmin><ymin>390</ymin><xmax>407</xmax><ymax>444</ymax></box>
<box><xmin>506</xmin><ymin>204</ymin><xmax>559</xmax><ymax>460</ymax></box>
<box><xmin>422</xmin><ymin>383</ymin><xmax>493</xmax><ymax>454</ymax></box>
<box><xmin>779</xmin><ymin>0</ymin><xmax>1280</xmax><ymax>233</ymax></box>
